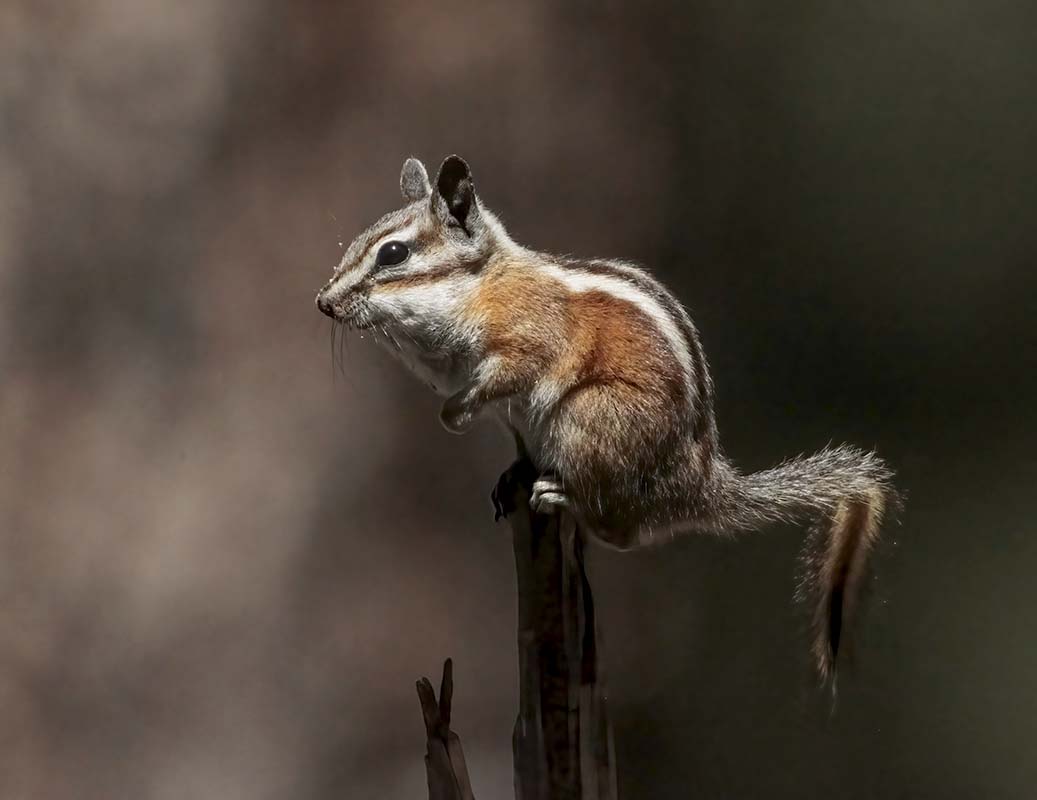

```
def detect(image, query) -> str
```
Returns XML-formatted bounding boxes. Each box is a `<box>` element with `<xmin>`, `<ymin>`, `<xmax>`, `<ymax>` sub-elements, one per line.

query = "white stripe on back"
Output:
<box><xmin>538</xmin><ymin>262</ymin><xmax>694</xmax><ymax>384</ymax></box>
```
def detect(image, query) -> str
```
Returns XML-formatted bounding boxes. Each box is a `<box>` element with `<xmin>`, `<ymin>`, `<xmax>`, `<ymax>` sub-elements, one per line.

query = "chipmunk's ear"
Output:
<box><xmin>400</xmin><ymin>157</ymin><xmax>431</xmax><ymax>202</ymax></box>
<box><xmin>433</xmin><ymin>155</ymin><xmax>480</xmax><ymax>235</ymax></box>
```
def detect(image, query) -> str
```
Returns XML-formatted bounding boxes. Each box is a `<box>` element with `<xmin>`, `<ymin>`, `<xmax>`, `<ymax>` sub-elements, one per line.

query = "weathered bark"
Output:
<box><xmin>498</xmin><ymin>458</ymin><xmax>618</xmax><ymax>800</ymax></box>
<box><xmin>417</xmin><ymin>659</ymin><xmax>476</xmax><ymax>800</ymax></box>
<box><xmin>417</xmin><ymin>456</ymin><xmax>617</xmax><ymax>800</ymax></box>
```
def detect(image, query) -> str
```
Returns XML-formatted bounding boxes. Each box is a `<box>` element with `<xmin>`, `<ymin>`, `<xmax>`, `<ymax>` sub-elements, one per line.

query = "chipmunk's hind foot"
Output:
<box><xmin>530</xmin><ymin>476</ymin><xmax>570</xmax><ymax>516</ymax></box>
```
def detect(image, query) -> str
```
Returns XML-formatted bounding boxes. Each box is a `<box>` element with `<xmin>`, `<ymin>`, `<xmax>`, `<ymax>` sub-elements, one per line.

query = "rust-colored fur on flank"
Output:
<box><xmin>465</xmin><ymin>261</ymin><xmax>683</xmax><ymax>405</ymax></box>
<box><xmin>556</xmin><ymin>290</ymin><xmax>685</xmax><ymax>407</ymax></box>
<box><xmin>462</xmin><ymin>258</ymin><xmax>695</xmax><ymax>548</ymax></box>
<box><xmin>465</xmin><ymin>261</ymin><xmax>566</xmax><ymax>381</ymax></box>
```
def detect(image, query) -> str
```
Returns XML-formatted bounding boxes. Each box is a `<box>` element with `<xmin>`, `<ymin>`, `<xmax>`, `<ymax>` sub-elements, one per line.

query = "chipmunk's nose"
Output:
<box><xmin>315</xmin><ymin>290</ymin><xmax>335</xmax><ymax>318</ymax></box>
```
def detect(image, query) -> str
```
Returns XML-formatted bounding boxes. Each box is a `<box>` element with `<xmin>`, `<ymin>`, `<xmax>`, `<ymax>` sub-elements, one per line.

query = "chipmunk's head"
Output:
<box><xmin>316</xmin><ymin>156</ymin><xmax>501</xmax><ymax>349</ymax></box>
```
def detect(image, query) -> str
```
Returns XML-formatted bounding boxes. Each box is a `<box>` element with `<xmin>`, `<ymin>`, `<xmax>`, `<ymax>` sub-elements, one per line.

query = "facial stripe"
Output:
<box><xmin>362</xmin><ymin>220</ymin><xmax>421</xmax><ymax>270</ymax></box>
<box><xmin>374</xmin><ymin>259</ymin><xmax>471</xmax><ymax>290</ymax></box>
<box><xmin>354</xmin><ymin>213</ymin><xmax>417</xmax><ymax>265</ymax></box>
<box><xmin>327</xmin><ymin>220</ymin><xmax>424</xmax><ymax>298</ymax></box>
<box><xmin>326</xmin><ymin>263</ymin><xmax>367</xmax><ymax>296</ymax></box>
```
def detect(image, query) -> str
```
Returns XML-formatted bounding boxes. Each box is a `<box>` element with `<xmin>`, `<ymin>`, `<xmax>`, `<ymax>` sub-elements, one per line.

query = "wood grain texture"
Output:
<box><xmin>418</xmin><ymin>456</ymin><xmax>617</xmax><ymax>800</ymax></box>
<box><xmin>417</xmin><ymin>659</ymin><xmax>476</xmax><ymax>800</ymax></box>
<box><xmin>503</xmin><ymin>458</ymin><xmax>618</xmax><ymax>800</ymax></box>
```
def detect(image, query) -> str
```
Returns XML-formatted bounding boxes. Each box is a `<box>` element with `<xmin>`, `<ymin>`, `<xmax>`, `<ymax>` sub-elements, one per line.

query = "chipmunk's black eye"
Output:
<box><xmin>375</xmin><ymin>240</ymin><xmax>409</xmax><ymax>267</ymax></box>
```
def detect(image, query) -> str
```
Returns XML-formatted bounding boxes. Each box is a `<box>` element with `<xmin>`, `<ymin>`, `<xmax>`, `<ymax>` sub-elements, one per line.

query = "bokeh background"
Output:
<box><xmin>3</xmin><ymin>1</ymin><xmax>1036</xmax><ymax>797</ymax></box>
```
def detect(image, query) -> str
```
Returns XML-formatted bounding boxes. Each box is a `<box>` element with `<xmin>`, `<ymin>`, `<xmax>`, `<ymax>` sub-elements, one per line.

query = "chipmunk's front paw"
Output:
<box><xmin>530</xmin><ymin>476</ymin><xmax>570</xmax><ymax>516</ymax></box>
<box><xmin>439</xmin><ymin>396</ymin><xmax>474</xmax><ymax>434</ymax></box>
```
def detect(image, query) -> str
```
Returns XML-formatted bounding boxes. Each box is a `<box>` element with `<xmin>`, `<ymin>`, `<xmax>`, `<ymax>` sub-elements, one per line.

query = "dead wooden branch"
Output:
<box><xmin>417</xmin><ymin>456</ymin><xmax>617</xmax><ymax>799</ymax></box>
<box><xmin>417</xmin><ymin>658</ymin><xmax>476</xmax><ymax>800</ymax></box>
<box><xmin>499</xmin><ymin>458</ymin><xmax>618</xmax><ymax>800</ymax></box>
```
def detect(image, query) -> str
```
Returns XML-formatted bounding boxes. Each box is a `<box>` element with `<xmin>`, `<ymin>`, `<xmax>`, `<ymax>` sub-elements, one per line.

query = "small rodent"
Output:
<box><xmin>316</xmin><ymin>155</ymin><xmax>897</xmax><ymax>680</ymax></box>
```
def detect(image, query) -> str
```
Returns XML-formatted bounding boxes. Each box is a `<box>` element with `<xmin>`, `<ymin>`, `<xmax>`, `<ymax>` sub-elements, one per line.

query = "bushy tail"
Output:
<box><xmin>714</xmin><ymin>445</ymin><xmax>897</xmax><ymax>682</ymax></box>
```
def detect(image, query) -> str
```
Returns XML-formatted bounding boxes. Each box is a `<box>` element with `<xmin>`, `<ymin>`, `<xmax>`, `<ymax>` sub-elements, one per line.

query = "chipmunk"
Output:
<box><xmin>316</xmin><ymin>155</ymin><xmax>896</xmax><ymax>680</ymax></box>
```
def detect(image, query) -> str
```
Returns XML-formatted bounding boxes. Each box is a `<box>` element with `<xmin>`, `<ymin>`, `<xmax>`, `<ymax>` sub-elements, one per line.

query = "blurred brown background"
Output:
<box><xmin>2</xmin><ymin>1</ymin><xmax>1036</xmax><ymax>797</ymax></box>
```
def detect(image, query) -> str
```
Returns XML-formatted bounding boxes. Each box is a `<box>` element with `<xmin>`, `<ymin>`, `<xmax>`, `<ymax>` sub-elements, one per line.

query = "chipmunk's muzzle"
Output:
<box><xmin>315</xmin><ymin>285</ymin><xmax>375</xmax><ymax>329</ymax></box>
<box><xmin>315</xmin><ymin>290</ymin><xmax>336</xmax><ymax>318</ymax></box>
